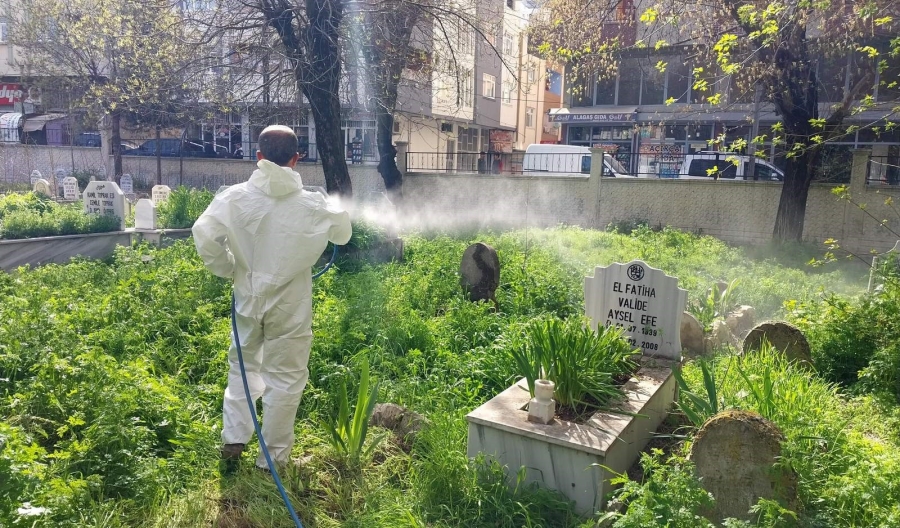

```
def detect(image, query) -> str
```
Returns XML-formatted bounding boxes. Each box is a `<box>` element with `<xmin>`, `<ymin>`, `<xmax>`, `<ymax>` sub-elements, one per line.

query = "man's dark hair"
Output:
<box><xmin>258</xmin><ymin>125</ymin><xmax>298</xmax><ymax>166</ymax></box>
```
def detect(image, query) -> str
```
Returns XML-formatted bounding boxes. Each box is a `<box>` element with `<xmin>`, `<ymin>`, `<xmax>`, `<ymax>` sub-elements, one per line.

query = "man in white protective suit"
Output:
<box><xmin>192</xmin><ymin>125</ymin><xmax>352</xmax><ymax>469</ymax></box>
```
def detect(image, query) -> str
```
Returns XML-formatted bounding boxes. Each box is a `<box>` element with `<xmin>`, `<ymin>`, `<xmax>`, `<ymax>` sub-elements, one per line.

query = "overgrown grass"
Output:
<box><xmin>0</xmin><ymin>191</ymin><xmax>120</xmax><ymax>239</ymax></box>
<box><xmin>0</xmin><ymin>226</ymin><xmax>890</xmax><ymax>527</ymax></box>
<box><xmin>156</xmin><ymin>187</ymin><xmax>214</xmax><ymax>229</ymax></box>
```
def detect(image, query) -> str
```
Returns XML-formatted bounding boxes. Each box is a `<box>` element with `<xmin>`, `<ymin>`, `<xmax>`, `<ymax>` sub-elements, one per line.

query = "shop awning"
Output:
<box><xmin>23</xmin><ymin>113</ymin><xmax>68</xmax><ymax>132</ymax></box>
<box><xmin>548</xmin><ymin>107</ymin><xmax>637</xmax><ymax>123</ymax></box>
<box><xmin>0</xmin><ymin>112</ymin><xmax>23</xmax><ymax>142</ymax></box>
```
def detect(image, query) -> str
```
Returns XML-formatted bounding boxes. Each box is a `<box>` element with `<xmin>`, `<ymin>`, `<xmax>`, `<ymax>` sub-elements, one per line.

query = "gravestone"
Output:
<box><xmin>151</xmin><ymin>185</ymin><xmax>171</xmax><ymax>205</ymax></box>
<box><xmin>62</xmin><ymin>177</ymin><xmax>79</xmax><ymax>201</ymax></box>
<box><xmin>30</xmin><ymin>170</ymin><xmax>42</xmax><ymax>186</ymax></box>
<box><xmin>743</xmin><ymin>321</ymin><xmax>812</xmax><ymax>366</ymax></box>
<box><xmin>216</xmin><ymin>185</ymin><xmax>231</xmax><ymax>195</ymax></box>
<box><xmin>726</xmin><ymin>305</ymin><xmax>757</xmax><ymax>338</ymax></box>
<box><xmin>680</xmin><ymin>311</ymin><xmax>705</xmax><ymax>356</ymax></box>
<box><xmin>54</xmin><ymin>168</ymin><xmax>67</xmax><ymax>196</ymax></box>
<box><xmin>82</xmin><ymin>181</ymin><xmax>125</xmax><ymax>229</ymax></box>
<box><xmin>585</xmin><ymin>260</ymin><xmax>687</xmax><ymax>360</ymax></box>
<box><xmin>690</xmin><ymin>410</ymin><xmax>798</xmax><ymax>523</ymax></box>
<box><xmin>32</xmin><ymin>178</ymin><xmax>52</xmax><ymax>197</ymax></box>
<box><xmin>459</xmin><ymin>243</ymin><xmax>500</xmax><ymax>306</ymax></box>
<box><xmin>134</xmin><ymin>199</ymin><xmax>158</xmax><ymax>230</ymax></box>
<box><xmin>120</xmin><ymin>174</ymin><xmax>133</xmax><ymax>195</ymax></box>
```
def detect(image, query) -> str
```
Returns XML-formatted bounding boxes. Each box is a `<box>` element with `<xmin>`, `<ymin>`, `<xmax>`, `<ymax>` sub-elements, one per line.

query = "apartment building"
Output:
<box><xmin>554</xmin><ymin>0</ymin><xmax>900</xmax><ymax>180</ymax></box>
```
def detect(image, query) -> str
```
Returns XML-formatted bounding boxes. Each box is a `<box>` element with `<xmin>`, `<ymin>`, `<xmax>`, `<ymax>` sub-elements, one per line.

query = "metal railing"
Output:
<box><xmin>866</xmin><ymin>156</ymin><xmax>900</xmax><ymax>185</ymax></box>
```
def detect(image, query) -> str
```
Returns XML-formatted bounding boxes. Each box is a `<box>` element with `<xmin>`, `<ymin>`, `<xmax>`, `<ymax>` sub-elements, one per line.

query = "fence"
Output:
<box><xmin>867</xmin><ymin>156</ymin><xmax>900</xmax><ymax>185</ymax></box>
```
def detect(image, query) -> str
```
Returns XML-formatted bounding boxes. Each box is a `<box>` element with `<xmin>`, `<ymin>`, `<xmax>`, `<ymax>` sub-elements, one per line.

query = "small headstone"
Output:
<box><xmin>151</xmin><ymin>185</ymin><xmax>171</xmax><ymax>205</ymax></box>
<box><xmin>134</xmin><ymin>199</ymin><xmax>157</xmax><ymax>230</ymax></box>
<box><xmin>30</xmin><ymin>170</ymin><xmax>42</xmax><ymax>186</ymax></box>
<box><xmin>62</xmin><ymin>177</ymin><xmax>79</xmax><ymax>201</ymax></box>
<box><xmin>690</xmin><ymin>410</ymin><xmax>798</xmax><ymax>523</ymax></box>
<box><xmin>369</xmin><ymin>403</ymin><xmax>427</xmax><ymax>447</ymax></box>
<box><xmin>120</xmin><ymin>174</ymin><xmax>133</xmax><ymax>194</ymax></box>
<box><xmin>32</xmin><ymin>178</ymin><xmax>52</xmax><ymax>197</ymax></box>
<box><xmin>680</xmin><ymin>311</ymin><xmax>705</xmax><ymax>355</ymax></box>
<box><xmin>743</xmin><ymin>321</ymin><xmax>812</xmax><ymax>366</ymax></box>
<box><xmin>585</xmin><ymin>260</ymin><xmax>687</xmax><ymax>360</ymax></box>
<box><xmin>726</xmin><ymin>305</ymin><xmax>757</xmax><ymax>338</ymax></box>
<box><xmin>460</xmin><ymin>243</ymin><xmax>500</xmax><ymax>306</ymax></box>
<box><xmin>82</xmin><ymin>181</ymin><xmax>125</xmax><ymax>230</ymax></box>
<box><xmin>707</xmin><ymin>319</ymin><xmax>738</xmax><ymax>351</ymax></box>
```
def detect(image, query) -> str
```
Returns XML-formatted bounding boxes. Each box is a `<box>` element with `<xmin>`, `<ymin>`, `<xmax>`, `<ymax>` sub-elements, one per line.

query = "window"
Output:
<box><xmin>0</xmin><ymin>18</ymin><xmax>7</xmax><ymax>44</ymax></box>
<box><xmin>527</xmin><ymin>65</ymin><xmax>536</xmax><ymax>84</ymax></box>
<box><xmin>181</xmin><ymin>0</ymin><xmax>216</xmax><ymax>10</ymax></box>
<box><xmin>502</xmin><ymin>82</ymin><xmax>512</xmax><ymax>104</ymax></box>
<box><xmin>483</xmin><ymin>74</ymin><xmax>496</xmax><ymax>99</ymax></box>
<box><xmin>461</xmin><ymin>69</ymin><xmax>473</xmax><ymax>107</ymax></box>
<box><xmin>503</xmin><ymin>31</ymin><xmax>515</xmax><ymax>56</ymax></box>
<box><xmin>458</xmin><ymin>25</ymin><xmax>475</xmax><ymax>56</ymax></box>
<box><xmin>525</xmin><ymin>107</ymin><xmax>535</xmax><ymax>128</ymax></box>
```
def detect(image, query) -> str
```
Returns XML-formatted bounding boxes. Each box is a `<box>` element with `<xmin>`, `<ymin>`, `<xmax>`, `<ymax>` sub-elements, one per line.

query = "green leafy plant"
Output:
<box><xmin>673</xmin><ymin>357</ymin><xmax>729</xmax><ymax>427</ymax></box>
<box><xmin>0</xmin><ymin>193</ymin><xmax>120</xmax><ymax>239</ymax></box>
<box><xmin>511</xmin><ymin>316</ymin><xmax>639</xmax><ymax>409</ymax></box>
<box><xmin>322</xmin><ymin>355</ymin><xmax>386</xmax><ymax>466</ymax></box>
<box><xmin>157</xmin><ymin>187</ymin><xmax>213</xmax><ymax>229</ymax></box>
<box><xmin>689</xmin><ymin>278</ymin><xmax>740</xmax><ymax>332</ymax></box>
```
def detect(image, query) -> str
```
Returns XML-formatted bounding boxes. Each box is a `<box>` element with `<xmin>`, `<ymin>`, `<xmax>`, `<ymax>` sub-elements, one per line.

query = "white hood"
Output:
<box><xmin>248</xmin><ymin>159</ymin><xmax>302</xmax><ymax>197</ymax></box>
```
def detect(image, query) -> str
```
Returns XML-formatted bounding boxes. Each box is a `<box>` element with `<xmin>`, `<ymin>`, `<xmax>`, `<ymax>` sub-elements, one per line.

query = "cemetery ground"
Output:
<box><xmin>2</xmin><ymin>224</ymin><xmax>900</xmax><ymax>527</ymax></box>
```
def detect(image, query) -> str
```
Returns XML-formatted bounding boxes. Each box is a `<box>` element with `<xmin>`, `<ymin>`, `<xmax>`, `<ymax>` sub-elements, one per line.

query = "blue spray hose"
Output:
<box><xmin>230</xmin><ymin>243</ymin><xmax>339</xmax><ymax>528</ymax></box>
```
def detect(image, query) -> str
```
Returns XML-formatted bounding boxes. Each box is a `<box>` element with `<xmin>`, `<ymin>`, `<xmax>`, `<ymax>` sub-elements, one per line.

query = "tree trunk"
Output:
<box><xmin>110</xmin><ymin>111</ymin><xmax>123</xmax><ymax>184</ymax></box>
<box><xmin>302</xmin><ymin>0</ymin><xmax>352</xmax><ymax>198</ymax></box>
<box><xmin>772</xmin><ymin>146</ymin><xmax>817</xmax><ymax>241</ymax></box>
<box><xmin>375</xmin><ymin>102</ymin><xmax>402</xmax><ymax>201</ymax></box>
<box><xmin>155</xmin><ymin>125</ymin><xmax>162</xmax><ymax>185</ymax></box>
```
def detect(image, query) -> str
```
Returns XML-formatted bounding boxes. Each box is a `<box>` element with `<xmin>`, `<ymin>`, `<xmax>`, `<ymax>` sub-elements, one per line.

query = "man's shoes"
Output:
<box><xmin>221</xmin><ymin>443</ymin><xmax>245</xmax><ymax>460</ymax></box>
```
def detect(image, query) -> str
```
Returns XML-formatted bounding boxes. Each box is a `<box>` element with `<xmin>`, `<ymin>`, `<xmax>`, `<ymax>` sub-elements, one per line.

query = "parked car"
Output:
<box><xmin>522</xmin><ymin>144</ymin><xmax>636</xmax><ymax>177</ymax></box>
<box><xmin>679</xmin><ymin>152</ymin><xmax>784</xmax><ymax>181</ymax></box>
<box><xmin>123</xmin><ymin>138</ymin><xmax>207</xmax><ymax>157</ymax></box>
<box><xmin>73</xmin><ymin>132</ymin><xmax>139</xmax><ymax>151</ymax></box>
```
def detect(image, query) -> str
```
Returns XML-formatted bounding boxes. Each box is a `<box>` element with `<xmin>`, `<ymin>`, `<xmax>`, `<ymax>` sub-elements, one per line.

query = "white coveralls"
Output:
<box><xmin>193</xmin><ymin>159</ymin><xmax>352</xmax><ymax>467</ymax></box>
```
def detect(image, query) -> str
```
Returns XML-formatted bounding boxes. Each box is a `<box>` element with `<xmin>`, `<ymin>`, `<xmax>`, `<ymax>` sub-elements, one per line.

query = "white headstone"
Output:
<box><xmin>216</xmin><ymin>185</ymin><xmax>231</xmax><ymax>195</ymax></box>
<box><xmin>585</xmin><ymin>260</ymin><xmax>687</xmax><ymax>360</ymax></box>
<box><xmin>30</xmin><ymin>170</ymin><xmax>42</xmax><ymax>186</ymax></box>
<box><xmin>33</xmin><ymin>178</ymin><xmax>52</xmax><ymax>196</ymax></box>
<box><xmin>151</xmin><ymin>185</ymin><xmax>171</xmax><ymax>205</ymax></box>
<box><xmin>134</xmin><ymin>199</ymin><xmax>158</xmax><ymax>230</ymax></box>
<box><xmin>82</xmin><ymin>181</ymin><xmax>125</xmax><ymax>230</ymax></box>
<box><xmin>62</xmin><ymin>177</ymin><xmax>79</xmax><ymax>201</ymax></box>
<box><xmin>120</xmin><ymin>174</ymin><xmax>133</xmax><ymax>194</ymax></box>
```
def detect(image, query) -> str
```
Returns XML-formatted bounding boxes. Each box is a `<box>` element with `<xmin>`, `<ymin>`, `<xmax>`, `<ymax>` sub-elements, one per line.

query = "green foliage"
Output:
<box><xmin>346</xmin><ymin>218</ymin><xmax>389</xmax><ymax>250</ymax></box>
<box><xmin>607</xmin><ymin>450</ymin><xmax>714</xmax><ymax>528</ymax></box>
<box><xmin>510</xmin><ymin>315</ymin><xmax>638</xmax><ymax>408</ymax></box>
<box><xmin>0</xmin><ymin>192</ymin><xmax>120</xmax><ymax>239</ymax></box>
<box><xmin>322</xmin><ymin>355</ymin><xmax>386</xmax><ymax>466</ymax></box>
<box><xmin>688</xmin><ymin>278</ymin><xmax>740</xmax><ymax>332</ymax></box>
<box><xmin>157</xmin><ymin>187</ymin><xmax>214</xmax><ymax>229</ymax></box>
<box><xmin>673</xmin><ymin>358</ymin><xmax>726</xmax><ymax>427</ymax></box>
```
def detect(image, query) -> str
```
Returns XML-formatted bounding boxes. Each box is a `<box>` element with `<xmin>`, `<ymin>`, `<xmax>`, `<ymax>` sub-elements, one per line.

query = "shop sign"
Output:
<box><xmin>0</xmin><ymin>84</ymin><xmax>22</xmax><ymax>105</ymax></box>
<box><xmin>489</xmin><ymin>129</ymin><xmax>514</xmax><ymax>153</ymax></box>
<box><xmin>549</xmin><ymin>112</ymin><xmax>635</xmax><ymax>123</ymax></box>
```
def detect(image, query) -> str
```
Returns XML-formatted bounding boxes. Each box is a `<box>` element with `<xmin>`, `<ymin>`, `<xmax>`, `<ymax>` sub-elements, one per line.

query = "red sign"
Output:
<box><xmin>0</xmin><ymin>84</ymin><xmax>22</xmax><ymax>105</ymax></box>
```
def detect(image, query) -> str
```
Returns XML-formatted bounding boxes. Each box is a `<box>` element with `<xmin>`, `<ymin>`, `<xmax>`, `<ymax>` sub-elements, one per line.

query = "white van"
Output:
<box><xmin>679</xmin><ymin>152</ymin><xmax>784</xmax><ymax>181</ymax></box>
<box><xmin>522</xmin><ymin>144</ymin><xmax>634</xmax><ymax>177</ymax></box>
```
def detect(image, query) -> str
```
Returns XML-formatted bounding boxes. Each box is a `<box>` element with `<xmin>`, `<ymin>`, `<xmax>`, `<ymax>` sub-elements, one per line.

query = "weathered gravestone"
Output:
<box><xmin>690</xmin><ymin>410</ymin><xmax>798</xmax><ymax>523</ymax></box>
<box><xmin>62</xmin><ymin>177</ymin><xmax>79</xmax><ymax>201</ymax></box>
<box><xmin>680</xmin><ymin>311</ymin><xmax>705</xmax><ymax>356</ymax></box>
<box><xmin>743</xmin><ymin>321</ymin><xmax>812</xmax><ymax>366</ymax></box>
<box><xmin>460</xmin><ymin>243</ymin><xmax>500</xmax><ymax>307</ymax></box>
<box><xmin>120</xmin><ymin>174</ymin><xmax>134</xmax><ymax>195</ymax></box>
<box><xmin>585</xmin><ymin>260</ymin><xmax>687</xmax><ymax>360</ymax></box>
<box><xmin>726</xmin><ymin>305</ymin><xmax>757</xmax><ymax>338</ymax></box>
<box><xmin>30</xmin><ymin>170</ymin><xmax>42</xmax><ymax>186</ymax></box>
<box><xmin>82</xmin><ymin>181</ymin><xmax>125</xmax><ymax>230</ymax></box>
<box><xmin>32</xmin><ymin>178</ymin><xmax>52</xmax><ymax>197</ymax></box>
<box><xmin>151</xmin><ymin>185</ymin><xmax>171</xmax><ymax>205</ymax></box>
<box><xmin>134</xmin><ymin>199</ymin><xmax>158</xmax><ymax>230</ymax></box>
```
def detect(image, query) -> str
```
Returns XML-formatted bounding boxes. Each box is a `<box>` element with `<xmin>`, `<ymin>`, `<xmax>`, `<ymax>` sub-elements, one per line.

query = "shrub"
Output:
<box><xmin>0</xmin><ymin>195</ymin><xmax>120</xmax><ymax>240</ymax></box>
<box><xmin>157</xmin><ymin>187</ymin><xmax>213</xmax><ymax>229</ymax></box>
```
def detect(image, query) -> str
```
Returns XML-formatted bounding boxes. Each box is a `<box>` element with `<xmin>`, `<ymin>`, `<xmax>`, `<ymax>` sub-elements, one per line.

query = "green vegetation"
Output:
<box><xmin>0</xmin><ymin>192</ymin><xmax>120</xmax><ymax>239</ymax></box>
<box><xmin>0</xmin><ymin>225</ymin><xmax>895</xmax><ymax>527</ymax></box>
<box><xmin>157</xmin><ymin>187</ymin><xmax>214</xmax><ymax>229</ymax></box>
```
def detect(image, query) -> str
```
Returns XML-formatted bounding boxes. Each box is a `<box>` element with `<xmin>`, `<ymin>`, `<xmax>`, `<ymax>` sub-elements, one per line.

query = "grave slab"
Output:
<box><xmin>82</xmin><ymin>181</ymin><xmax>125</xmax><ymax>230</ymax></box>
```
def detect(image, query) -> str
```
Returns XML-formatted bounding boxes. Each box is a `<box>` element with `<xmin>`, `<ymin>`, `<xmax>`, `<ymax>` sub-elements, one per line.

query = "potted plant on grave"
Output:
<box><xmin>509</xmin><ymin>315</ymin><xmax>641</xmax><ymax>423</ymax></box>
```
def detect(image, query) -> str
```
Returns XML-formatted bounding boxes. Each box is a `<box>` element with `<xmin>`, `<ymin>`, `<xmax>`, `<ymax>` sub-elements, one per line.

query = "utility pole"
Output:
<box><xmin>748</xmin><ymin>82</ymin><xmax>761</xmax><ymax>180</ymax></box>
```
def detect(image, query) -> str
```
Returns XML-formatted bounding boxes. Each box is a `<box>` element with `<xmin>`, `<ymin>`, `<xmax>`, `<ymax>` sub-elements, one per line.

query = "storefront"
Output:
<box><xmin>550</xmin><ymin>107</ymin><xmax>638</xmax><ymax>170</ymax></box>
<box><xmin>0</xmin><ymin>113</ymin><xmax>22</xmax><ymax>143</ymax></box>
